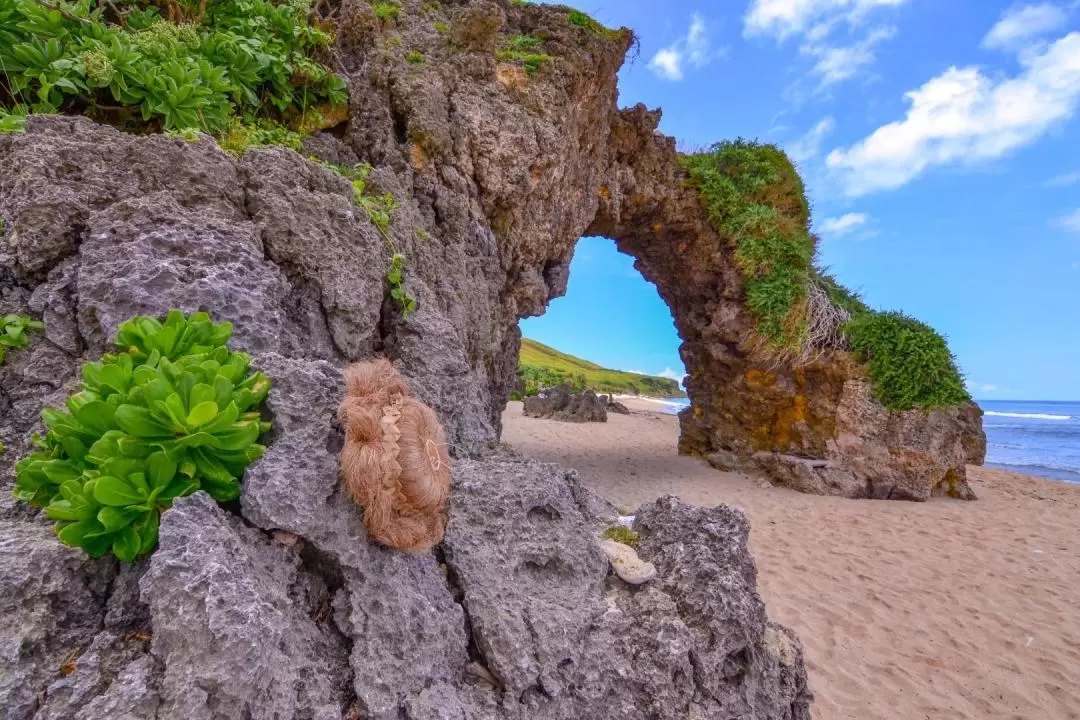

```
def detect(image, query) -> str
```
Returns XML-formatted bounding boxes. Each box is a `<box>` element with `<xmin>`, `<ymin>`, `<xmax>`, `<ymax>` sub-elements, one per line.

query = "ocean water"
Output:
<box><xmin>658</xmin><ymin>397</ymin><xmax>1080</xmax><ymax>485</ymax></box>
<box><xmin>981</xmin><ymin>400</ymin><xmax>1080</xmax><ymax>485</ymax></box>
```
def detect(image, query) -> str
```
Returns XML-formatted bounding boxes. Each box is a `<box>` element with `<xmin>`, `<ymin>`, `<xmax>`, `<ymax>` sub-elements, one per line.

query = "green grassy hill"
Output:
<box><xmin>517</xmin><ymin>338</ymin><xmax>686</xmax><ymax>398</ymax></box>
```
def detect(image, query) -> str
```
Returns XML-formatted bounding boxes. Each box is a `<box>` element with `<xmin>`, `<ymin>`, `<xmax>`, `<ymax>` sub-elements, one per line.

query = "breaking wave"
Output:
<box><xmin>985</xmin><ymin>411</ymin><xmax>1071</xmax><ymax>421</ymax></box>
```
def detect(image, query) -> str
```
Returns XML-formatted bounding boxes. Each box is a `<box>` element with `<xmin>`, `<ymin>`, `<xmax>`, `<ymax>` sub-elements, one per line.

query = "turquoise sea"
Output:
<box><xmin>659</xmin><ymin>397</ymin><xmax>1080</xmax><ymax>485</ymax></box>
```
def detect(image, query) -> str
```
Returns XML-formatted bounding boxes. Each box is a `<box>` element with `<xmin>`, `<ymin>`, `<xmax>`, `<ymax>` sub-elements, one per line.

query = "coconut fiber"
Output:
<box><xmin>338</xmin><ymin>359</ymin><xmax>451</xmax><ymax>552</ymax></box>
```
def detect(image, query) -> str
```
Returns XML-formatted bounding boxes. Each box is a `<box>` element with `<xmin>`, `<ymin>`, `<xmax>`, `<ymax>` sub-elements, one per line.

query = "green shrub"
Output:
<box><xmin>845</xmin><ymin>311</ymin><xmax>970</xmax><ymax>411</ymax></box>
<box><xmin>434</xmin><ymin>21</ymin><xmax>449</xmax><ymax>34</ymax></box>
<box><xmin>0</xmin><ymin>0</ymin><xmax>347</xmax><ymax>133</ymax></box>
<box><xmin>567</xmin><ymin>9</ymin><xmax>617</xmax><ymax>37</ymax></box>
<box><xmin>602</xmin><ymin>525</ymin><xmax>639</xmax><ymax>548</ymax></box>
<box><xmin>0</xmin><ymin>108</ymin><xmax>28</xmax><ymax>134</ymax></box>
<box><xmin>1</xmin><ymin>314</ymin><xmax>44</xmax><ymax>366</ymax></box>
<box><xmin>683</xmin><ymin>141</ymin><xmax>969</xmax><ymax>411</ymax></box>
<box><xmin>372</xmin><ymin>2</ymin><xmax>401</xmax><ymax>20</ymax></box>
<box><xmin>506</xmin><ymin>34</ymin><xmax>543</xmax><ymax>51</ymax></box>
<box><xmin>386</xmin><ymin>253</ymin><xmax>417</xmax><ymax>316</ymax></box>
<box><xmin>13</xmin><ymin>310</ymin><xmax>272</xmax><ymax>561</ymax></box>
<box><xmin>217</xmin><ymin>118</ymin><xmax>304</xmax><ymax>156</ymax></box>
<box><xmin>405</xmin><ymin>50</ymin><xmax>424</xmax><ymax>65</ymax></box>
<box><xmin>495</xmin><ymin>49</ymin><xmax>551</xmax><ymax>75</ymax></box>
<box><xmin>508</xmin><ymin>391</ymin><xmax>522</xmax><ymax>401</ymax></box>
<box><xmin>680</xmin><ymin>140</ymin><xmax>814</xmax><ymax>352</ymax></box>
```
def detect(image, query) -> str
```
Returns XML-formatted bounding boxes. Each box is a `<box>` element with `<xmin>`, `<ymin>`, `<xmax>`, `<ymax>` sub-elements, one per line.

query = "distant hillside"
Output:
<box><xmin>517</xmin><ymin>338</ymin><xmax>686</xmax><ymax>398</ymax></box>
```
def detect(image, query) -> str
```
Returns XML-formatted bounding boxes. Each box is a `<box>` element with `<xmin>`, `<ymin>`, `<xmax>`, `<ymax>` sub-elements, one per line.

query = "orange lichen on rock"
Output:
<box><xmin>743</xmin><ymin>368</ymin><xmax>776</xmax><ymax>389</ymax></box>
<box><xmin>338</xmin><ymin>359</ymin><xmax>452</xmax><ymax>552</ymax></box>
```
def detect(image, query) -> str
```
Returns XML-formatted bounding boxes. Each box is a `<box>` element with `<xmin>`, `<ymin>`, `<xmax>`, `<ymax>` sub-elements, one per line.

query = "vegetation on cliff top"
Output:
<box><xmin>518</xmin><ymin>338</ymin><xmax>685</xmax><ymax>398</ymax></box>
<box><xmin>0</xmin><ymin>0</ymin><xmax>346</xmax><ymax>134</ymax></box>
<box><xmin>681</xmin><ymin>141</ymin><xmax>970</xmax><ymax>412</ymax></box>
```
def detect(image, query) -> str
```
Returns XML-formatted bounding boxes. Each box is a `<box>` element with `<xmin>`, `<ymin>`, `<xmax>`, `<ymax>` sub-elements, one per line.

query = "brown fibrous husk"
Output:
<box><xmin>338</xmin><ymin>359</ymin><xmax>451</xmax><ymax>552</ymax></box>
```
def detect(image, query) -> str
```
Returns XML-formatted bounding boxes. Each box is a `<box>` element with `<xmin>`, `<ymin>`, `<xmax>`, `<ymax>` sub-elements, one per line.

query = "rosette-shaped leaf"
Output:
<box><xmin>114</xmin><ymin>309</ymin><xmax>233</xmax><ymax>362</ymax></box>
<box><xmin>12</xmin><ymin>310</ymin><xmax>272</xmax><ymax>561</ymax></box>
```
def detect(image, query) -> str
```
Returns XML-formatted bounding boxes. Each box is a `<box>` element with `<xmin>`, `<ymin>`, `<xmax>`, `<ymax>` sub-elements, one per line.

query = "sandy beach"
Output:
<box><xmin>502</xmin><ymin>399</ymin><xmax>1080</xmax><ymax>720</ymax></box>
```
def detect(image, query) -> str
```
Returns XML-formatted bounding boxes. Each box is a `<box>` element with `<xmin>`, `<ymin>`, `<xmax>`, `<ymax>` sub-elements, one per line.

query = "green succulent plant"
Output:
<box><xmin>13</xmin><ymin>310</ymin><xmax>272</xmax><ymax>562</ymax></box>
<box><xmin>1</xmin><ymin>313</ymin><xmax>45</xmax><ymax>365</ymax></box>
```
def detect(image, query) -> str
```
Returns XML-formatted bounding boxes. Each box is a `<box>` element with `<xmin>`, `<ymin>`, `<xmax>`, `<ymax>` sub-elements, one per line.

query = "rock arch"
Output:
<box><xmin>579</xmin><ymin>106</ymin><xmax>986</xmax><ymax>501</ymax></box>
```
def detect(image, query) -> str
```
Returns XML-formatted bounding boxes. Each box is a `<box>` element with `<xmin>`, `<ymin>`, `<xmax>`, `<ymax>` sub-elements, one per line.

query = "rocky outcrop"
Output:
<box><xmin>589</xmin><ymin>107</ymin><xmax>986</xmax><ymax>500</ymax></box>
<box><xmin>0</xmin><ymin>0</ymin><xmax>992</xmax><ymax>714</ymax></box>
<box><xmin>600</xmin><ymin>395</ymin><xmax>632</xmax><ymax>415</ymax></box>
<box><xmin>0</xmin><ymin>340</ymin><xmax>812</xmax><ymax>718</ymax></box>
<box><xmin>523</xmin><ymin>384</ymin><xmax>608</xmax><ymax>422</ymax></box>
<box><xmin>0</xmin><ymin>0</ymin><xmax>984</xmax><ymax>502</ymax></box>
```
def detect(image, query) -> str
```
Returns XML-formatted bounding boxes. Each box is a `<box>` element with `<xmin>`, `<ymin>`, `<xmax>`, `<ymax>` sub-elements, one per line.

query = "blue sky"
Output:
<box><xmin>521</xmin><ymin>0</ymin><xmax>1080</xmax><ymax>400</ymax></box>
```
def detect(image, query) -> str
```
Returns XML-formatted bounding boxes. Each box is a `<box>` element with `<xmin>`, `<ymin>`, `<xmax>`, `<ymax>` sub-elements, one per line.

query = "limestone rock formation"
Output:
<box><xmin>600</xmin><ymin>395</ymin><xmax>633</xmax><ymax>415</ymax></box>
<box><xmin>0</xmin><ymin>0</ymin><xmax>984</xmax><ymax>502</ymax></box>
<box><xmin>523</xmin><ymin>383</ymin><xmax>608</xmax><ymax>423</ymax></box>
<box><xmin>0</xmin><ymin>344</ymin><xmax>812</xmax><ymax>719</ymax></box>
<box><xmin>0</xmin><ymin>0</ymin><xmax>993</xmax><ymax>714</ymax></box>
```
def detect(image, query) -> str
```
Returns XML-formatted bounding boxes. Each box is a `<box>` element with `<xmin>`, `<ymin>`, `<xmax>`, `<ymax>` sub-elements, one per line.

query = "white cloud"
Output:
<box><xmin>786</xmin><ymin>116</ymin><xmax>836</xmax><ymax>162</ymax></box>
<box><xmin>983</xmin><ymin>3</ymin><xmax>1069</xmax><ymax>50</ymax></box>
<box><xmin>1045</xmin><ymin>170</ymin><xmax>1080</xmax><ymax>186</ymax></box>
<box><xmin>623</xmin><ymin>369</ymin><xmax>648</xmax><ymax>375</ymax></box>
<box><xmin>1055</xmin><ymin>208</ymin><xmax>1080</xmax><ymax>231</ymax></box>
<box><xmin>747</xmin><ymin>1</ymin><xmax>905</xmax><ymax>91</ymax></box>
<box><xmin>803</xmin><ymin>26</ymin><xmax>896</xmax><ymax>87</ymax></box>
<box><xmin>745</xmin><ymin>0</ymin><xmax>908</xmax><ymax>39</ymax></box>
<box><xmin>648</xmin><ymin>49</ymin><xmax>684</xmax><ymax>81</ymax></box>
<box><xmin>657</xmin><ymin>368</ymin><xmax>686</xmax><ymax>384</ymax></box>
<box><xmin>818</xmin><ymin>213</ymin><xmax>870</xmax><ymax>237</ymax></box>
<box><xmin>826</xmin><ymin>32</ymin><xmax>1080</xmax><ymax>196</ymax></box>
<box><xmin>648</xmin><ymin>14</ymin><xmax>718</xmax><ymax>82</ymax></box>
<box><xmin>967</xmin><ymin>381</ymin><xmax>1000</xmax><ymax>393</ymax></box>
<box><xmin>687</xmin><ymin>14</ymin><xmax>712</xmax><ymax>67</ymax></box>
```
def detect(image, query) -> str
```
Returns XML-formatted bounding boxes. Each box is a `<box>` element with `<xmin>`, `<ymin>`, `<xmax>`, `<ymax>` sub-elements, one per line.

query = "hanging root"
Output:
<box><xmin>744</xmin><ymin>274</ymin><xmax>853</xmax><ymax>368</ymax></box>
<box><xmin>337</xmin><ymin>360</ymin><xmax>452</xmax><ymax>553</ymax></box>
<box><xmin>800</xmin><ymin>275</ymin><xmax>852</xmax><ymax>361</ymax></box>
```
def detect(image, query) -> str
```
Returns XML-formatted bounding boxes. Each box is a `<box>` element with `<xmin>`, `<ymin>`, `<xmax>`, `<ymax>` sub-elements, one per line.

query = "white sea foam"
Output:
<box><xmin>985</xmin><ymin>411</ymin><xmax>1071</xmax><ymax>421</ymax></box>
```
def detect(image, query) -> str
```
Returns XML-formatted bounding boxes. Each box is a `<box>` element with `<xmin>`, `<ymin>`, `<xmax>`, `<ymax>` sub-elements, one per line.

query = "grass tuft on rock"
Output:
<box><xmin>602</xmin><ymin>526</ymin><xmax>640</xmax><ymax>548</ymax></box>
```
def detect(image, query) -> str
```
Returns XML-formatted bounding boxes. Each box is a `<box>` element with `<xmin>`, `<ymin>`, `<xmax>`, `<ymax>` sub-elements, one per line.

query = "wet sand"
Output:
<box><xmin>502</xmin><ymin>400</ymin><xmax>1080</xmax><ymax>720</ymax></box>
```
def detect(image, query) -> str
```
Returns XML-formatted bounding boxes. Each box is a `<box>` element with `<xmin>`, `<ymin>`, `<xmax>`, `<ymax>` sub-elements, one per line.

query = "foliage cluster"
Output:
<box><xmin>681</xmin><ymin>140</ymin><xmax>968</xmax><ymax>411</ymax></box>
<box><xmin>496</xmin><ymin>34</ymin><xmax>549</xmax><ymax>76</ymax></box>
<box><xmin>1</xmin><ymin>313</ymin><xmax>44</xmax><ymax>366</ymax></box>
<box><xmin>566</xmin><ymin>9</ymin><xmax>619</xmax><ymax>38</ymax></box>
<box><xmin>680</xmin><ymin>140</ymin><xmax>813</xmax><ymax>351</ymax></box>
<box><xmin>518</xmin><ymin>363</ymin><xmax>585</xmax><ymax>397</ymax></box>
<box><xmin>371</xmin><ymin>1</ymin><xmax>400</xmax><ymax>21</ymax></box>
<box><xmin>0</xmin><ymin>107</ymin><xmax>28</xmax><ymax>132</ymax></box>
<box><xmin>320</xmin><ymin>161</ymin><xmax>418</xmax><ymax>317</ymax></box>
<box><xmin>0</xmin><ymin>0</ymin><xmax>347</xmax><ymax>133</ymax></box>
<box><xmin>518</xmin><ymin>338</ymin><xmax>685</xmax><ymax>398</ymax></box>
<box><xmin>846</xmin><ymin>310</ymin><xmax>970</xmax><ymax>411</ymax></box>
<box><xmin>405</xmin><ymin>50</ymin><xmax>424</xmax><ymax>65</ymax></box>
<box><xmin>13</xmin><ymin>310</ymin><xmax>272</xmax><ymax>561</ymax></box>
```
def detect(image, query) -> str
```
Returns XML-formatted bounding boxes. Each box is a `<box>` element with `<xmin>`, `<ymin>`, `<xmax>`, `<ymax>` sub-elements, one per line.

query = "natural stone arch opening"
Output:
<box><xmin>518</xmin><ymin>234</ymin><xmax>686</xmax><ymax>399</ymax></box>
<box><xmin>510</xmin><ymin>105</ymin><xmax>986</xmax><ymax>502</ymax></box>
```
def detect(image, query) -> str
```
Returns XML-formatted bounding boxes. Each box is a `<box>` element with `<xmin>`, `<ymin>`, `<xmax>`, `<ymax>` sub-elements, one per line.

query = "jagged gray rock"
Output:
<box><xmin>523</xmin><ymin>384</ymin><xmax>608</xmax><ymax>423</ymax></box>
<box><xmin>141</xmin><ymin>492</ymin><xmax>351</xmax><ymax>720</ymax></box>
<box><xmin>0</xmin><ymin>521</ymin><xmax>114</xmax><ymax>718</ymax></box>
